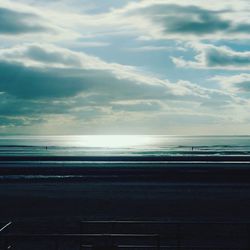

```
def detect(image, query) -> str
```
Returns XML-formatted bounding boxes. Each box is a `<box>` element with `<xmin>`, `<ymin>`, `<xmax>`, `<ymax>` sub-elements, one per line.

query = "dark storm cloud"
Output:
<box><xmin>0</xmin><ymin>7</ymin><xmax>48</xmax><ymax>34</ymax></box>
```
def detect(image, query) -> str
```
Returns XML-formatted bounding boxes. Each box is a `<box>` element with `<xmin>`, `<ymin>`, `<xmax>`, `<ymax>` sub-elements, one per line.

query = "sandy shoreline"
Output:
<box><xmin>0</xmin><ymin>159</ymin><xmax>250</xmax><ymax>221</ymax></box>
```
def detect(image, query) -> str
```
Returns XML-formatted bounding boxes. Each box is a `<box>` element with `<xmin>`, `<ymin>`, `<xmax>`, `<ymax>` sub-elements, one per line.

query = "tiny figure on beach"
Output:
<box><xmin>45</xmin><ymin>146</ymin><xmax>48</xmax><ymax>150</ymax></box>
<box><xmin>192</xmin><ymin>147</ymin><xmax>194</xmax><ymax>151</ymax></box>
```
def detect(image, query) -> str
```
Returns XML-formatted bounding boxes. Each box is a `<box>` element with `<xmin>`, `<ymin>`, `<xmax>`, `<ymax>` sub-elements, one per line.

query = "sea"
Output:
<box><xmin>0</xmin><ymin>135</ymin><xmax>250</xmax><ymax>156</ymax></box>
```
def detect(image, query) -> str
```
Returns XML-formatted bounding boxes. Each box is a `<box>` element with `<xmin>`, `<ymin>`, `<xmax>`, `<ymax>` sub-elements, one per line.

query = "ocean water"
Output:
<box><xmin>0</xmin><ymin>135</ymin><xmax>250</xmax><ymax>156</ymax></box>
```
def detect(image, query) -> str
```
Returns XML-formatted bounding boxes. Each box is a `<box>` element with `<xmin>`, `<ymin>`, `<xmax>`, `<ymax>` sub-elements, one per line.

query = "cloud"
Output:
<box><xmin>111</xmin><ymin>100</ymin><xmax>163</xmax><ymax>112</ymax></box>
<box><xmin>0</xmin><ymin>43</ymin><xmax>213</xmax><ymax>100</ymax></box>
<box><xmin>127</xmin><ymin>4</ymin><xmax>231</xmax><ymax>39</ymax></box>
<box><xmin>0</xmin><ymin>116</ymin><xmax>39</xmax><ymax>127</ymax></box>
<box><xmin>127</xmin><ymin>46</ymin><xmax>172</xmax><ymax>52</ymax></box>
<box><xmin>0</xmin><ymin>2</ymin><xmax>79</xmax><ymax>41</ymax></box>
<box><xmin>172</xmin><ymin>44</ymin><xmax>250</xmax><ymax>70</ymax></box>
<box><xmin>2</xmin><ymin>0</ymin><xmax>250</xmax><ymax>42</ymax></box>
<box><xmin>0</xmin><ymin>1</ymin><xmax>250</xmax><ymax>133</ymax></box>
<box><xmin>0</xmin><ymin>7</ymin><xmax>49</xmax><ymax>35</ymax></box>
<box><xmin>0</xmin><ymin>43</ymin><xmax>238</xmax><ymax>131</ymax></box>
<box><xmin>72</xmin><ymin>41</ymin><xmax>110</xmax><ymax>48</ymax></box>
<box><xmin>211</xmin><ymin>74</ymin><xmax>250</xmax><ymax>92</ymax></box>
<box><xmin>106</xmin><ymin>1</ymin><xmax>250</xmax><ymax>40</ymax></box>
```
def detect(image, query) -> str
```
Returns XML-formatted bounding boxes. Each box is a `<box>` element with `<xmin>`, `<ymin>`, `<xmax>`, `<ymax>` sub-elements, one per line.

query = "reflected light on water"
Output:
<box><xmin>72</xmin><ymin>135</ymin><xmax>156</xmax><ymax>148</ymax></box>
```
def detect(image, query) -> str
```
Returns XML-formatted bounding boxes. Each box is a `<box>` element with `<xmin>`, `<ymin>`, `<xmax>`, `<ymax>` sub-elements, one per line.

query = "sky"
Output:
<box><xmin>1</xmin><ymin>0</ymin><xmax>250</xmax><ymax>135</ymax></box>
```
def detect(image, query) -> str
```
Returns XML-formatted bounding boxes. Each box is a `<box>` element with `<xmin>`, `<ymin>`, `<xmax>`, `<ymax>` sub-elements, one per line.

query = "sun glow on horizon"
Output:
<box><xmin>73</xmin><ymin>135</ymin><xmax>156</xmax><ymax>148</ymax></box>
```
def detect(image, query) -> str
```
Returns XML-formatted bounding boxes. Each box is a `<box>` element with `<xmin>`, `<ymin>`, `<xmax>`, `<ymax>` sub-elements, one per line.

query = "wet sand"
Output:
<box><xmin>1</xmin><ymin>163</ymin><xmax>250</xmax><ymax>221</ymax></box>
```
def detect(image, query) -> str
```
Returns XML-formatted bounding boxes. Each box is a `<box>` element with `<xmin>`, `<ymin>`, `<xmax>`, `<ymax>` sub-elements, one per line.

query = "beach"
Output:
<box><xmin>1</xmin><ymin>157</ymin><xmax>250</xmax><ymax>221</ymax></box>
<box><xmin>1</xmin><ymin>179</ymin><xmax>250</xmax><ymax>222</ymax></box>
<box><xmin>1</xmin><ymin>157</ymin><xmax>250</xmax><ymax>249</ymax></box>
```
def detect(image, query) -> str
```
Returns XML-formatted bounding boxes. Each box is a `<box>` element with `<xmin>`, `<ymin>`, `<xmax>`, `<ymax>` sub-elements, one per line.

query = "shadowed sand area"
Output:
<box><xmin>1</xmin><ymin>157</ymin><xmax>250</xmax><ymax>249</ymax></box>
<box><xmin>0</xmin><ymin>156</ymin><xmax>250</xmax><ymax>221</ymax></box>
<box><xmin>1</xmin><ymin>181</ymin><xmax>250</xmax><ymax>221</ymax></box>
